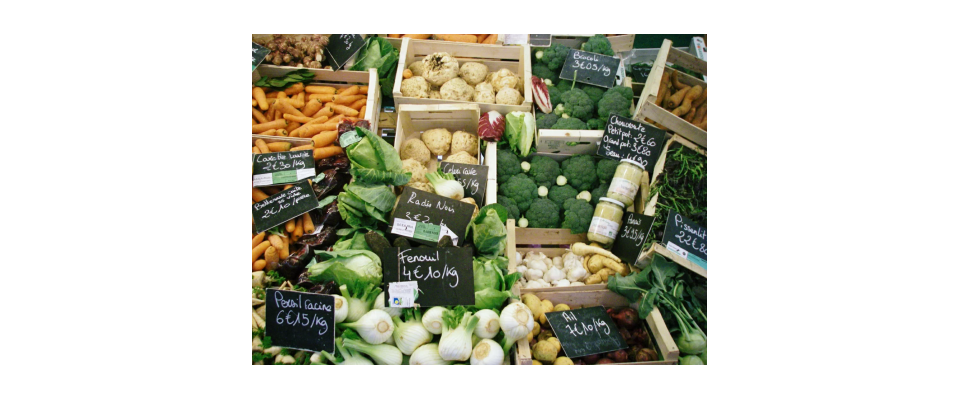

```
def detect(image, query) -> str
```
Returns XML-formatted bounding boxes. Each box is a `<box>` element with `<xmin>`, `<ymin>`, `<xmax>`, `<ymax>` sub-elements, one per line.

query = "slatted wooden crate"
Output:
<box><xmin>549</xmin><ymin>34</ymin><xmax>636</xmax><ymax>54</ymax></box>
<box><xmin>378</xmin><ymin>34</ymin><xmax>503</xmax><ymax>51</ymax></box>
<box><xmin>633</xmin><ymin>39</ymin><xmax>708</xmax><ymax>148</ymax></box>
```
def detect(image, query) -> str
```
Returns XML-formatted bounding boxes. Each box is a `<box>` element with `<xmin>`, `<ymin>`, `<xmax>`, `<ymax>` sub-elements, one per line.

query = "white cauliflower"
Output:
<box><xmin>473</xmin><ymin>82</ymin><xmax>496</xmax><ymax>104</ymax></box>
<box><xmin>459</xmin><ymin>62</ymin><xmax>488</xmax><ymax>85</ymax></box>
<box><xmin>450</xmin><ymin>131</ymin><xmax>479</xmax><ymax>156</ymax></box>
<box><xmin>400</xmin><ymin>76</ymin><xmax>430</xmax><ymax>98</ymax></box>
<box><xmin>421</xmin><ymin>128</ymin><xmax>452</xmax><ymax>156</ymax></box>
<box><xmin>440</xmin><ymin>78</ymin><xmax>474</xmax><ymax>101</ymax></box>
<box><xmin>422</xmin><ymin>52</ymin><xmax>459</xmax><ymax>86</ymax></box>
<box><xmin>400</xmin><ymin>138</ymin><xmax>431</xmax><ymax>164</ymax></box>
<box><xmin>402</xmin><ymin>158</ymin><xmax>428</xmax><ymax>183</ymax></box>
<box><xmin>495</xmin><ymin>87</ymin><xmax>522</xmax><ymax>105</ymax></box>
<box><xmin>489</xmin><ymin>68</ymin><xmax>519</xmax><ymax>93</ymax></box>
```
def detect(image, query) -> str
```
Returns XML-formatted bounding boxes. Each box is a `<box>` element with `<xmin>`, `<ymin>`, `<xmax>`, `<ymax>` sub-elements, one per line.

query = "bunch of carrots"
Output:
<box><xmin>252</xmin><ymin>83</ymin><xmax>369</xmax><ymax>160</ymax></box>
<box><xmin>386</xmin><ymin>34</ymin><xmax>498</xmax><ymax>44</ymax></box>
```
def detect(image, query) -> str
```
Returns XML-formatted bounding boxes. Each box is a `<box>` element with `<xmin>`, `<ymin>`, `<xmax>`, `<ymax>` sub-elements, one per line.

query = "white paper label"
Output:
<box><xmin>391</xmin><ymin>218</ymin><xmax>416</xmax><ymax>237</ymax></box>
<box><xmin>439</xmin><ymin>223</ymin><xmax>459</xmax><ymax>245</ymax></box>
<box><xmin>388</xmin><ymin>281</ymin><xmax>418</xmax><ymax>308</ymax></box>
<box><xmin>588</xmin><ymin>217</ymin><xmax>620</xmax><ymax>240</ymax></box>
<box><xmin>608</xmin><ymin>177</ymin><xmax>639</xmax><ymax>200</ymax></box>
<box><xmin>666</xmin><ymin>241</ymin><xmax>689</xmax><ymax>258</ymax></box>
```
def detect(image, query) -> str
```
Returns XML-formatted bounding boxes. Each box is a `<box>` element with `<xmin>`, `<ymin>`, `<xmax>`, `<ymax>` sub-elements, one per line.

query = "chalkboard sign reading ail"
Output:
<box><xmin>545</xmin><ymin>306</ymin><xmax>628</xmax><ymax>358</ymax></box>
<box><xmin>440</xmin><ymin>161</ymin><xmax>489</xmax><ymax>205</ymax></box>
<box><xmin>265</xmin><ymin>289</ymin><xmax>335</xmax><ymax>353</ymax></box>
<box><xmin>381</xmin><ymin>247</ymin><xmax>475</xmax><ymax>307</ymax></box>
<box><xmin>663</xmin><ymin>210</ymin><xmax>707</xmax><ymax>269</ymax></box>
<box><xmin>325</xmin><ymin>34</ymin><xmax>365</xmax><ymax>71</ymax></box>
<box><xmin>252</xmin><ymin>180</ymin><xmax>320</xmax><ymax>233</ymax></box>
<box><xmin>597</xmin><ymin>115</ymin><xmax>666</xmax><ymax>175</ymax></box>
<box><xmin>559</xmin><ymin>50</ymin><xmax>622</xmax><ymax>89</ymax></box>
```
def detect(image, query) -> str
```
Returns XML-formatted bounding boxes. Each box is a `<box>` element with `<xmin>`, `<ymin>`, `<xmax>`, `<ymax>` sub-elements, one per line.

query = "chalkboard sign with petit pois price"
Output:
<box><xmin>325</xmin><ymin>34</ymin><xmax>365</xmax><ymax>71</ymax></box>
<box><xmin>662</xmin><ymin>210</ymin><xmax>707</xmax><ymax>269</ymax></box>
<box><xmin>559</xmin><ymin>49</ymin><xmax>622</xmax><ymax>89</ymax></box>
<box><xmin>265</xmin><ymin>289</ymin><xmax>335</xmax><ymax>353</ymax></box>
<box><xmin>389</xmin><ymin>188</ymin><xmax>475</xmax><ymax>246</ymax></box>
<box><xmin>381</xmin><ymin>247</ymin><xmax>475</xmax><ymax>308</ymax></box>
<box><xmin>252</xmin><ymin>150</ymin><xmax>315</xmax><ymax>187</ymax></box>
<box><xmin>440</xmin><ymin>161</ymin><xmax>488</xmax><ymax>205</ymax></box>
<box><xmin>597</xmin><ymin>115</ymin><xmax>666</xmax><ymax>175</ymax></box>
<box><xmin>252</xmin><ymin>180</ymin><xmax>320</xmax><ymax>234</ymax></box>
<box><xmin>545</xmin><ymin>306</ymin><xmax>628</xmax><ymax>358</ymax></box>
<box><xmin>612</xmin><ymin>211</ymin><xmax>656</xmax><ymax>267</ymax></box>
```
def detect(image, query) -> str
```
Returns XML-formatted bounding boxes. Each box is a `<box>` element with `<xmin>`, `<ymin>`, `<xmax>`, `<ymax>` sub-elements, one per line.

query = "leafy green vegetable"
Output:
<box><xmin>467</xmin><ymin>204</ymin><xmax>509</xmax><ymax>257</ymax></box>
<box><xmin>472</xmin><ymin>256</ymin><xmax>520</xmax><ymax>310</ymax></box>
<box><xmin>344</xmin><ymin>126</ymin><xmax>411</xmax><ymax>186</ymax></box>
<box><xmin>308</xmin><ymin>249</ymin><xmax>383</xmax><ymax>288</ymax></box>
<box><xmin>255</xmin><ymin>69</ymin><xmax>315</xmax><ymax>90</ymax></box>
<box><xmin>350</xmin><ymin>37</ymin><xmax>399</xmax><ymax>98</ymax></box>
<box><xmin>337</xmin><ymin>182</ymin><xmax>395</xmax><ymax>231</ymax></box>
<box><xmin>504</xmin><ymin>111</ymin><xmax>535</xmax><ymax>157</ymax></box>
<box><xmin>646</xmin><ymin>145</ymin><xmax>707</xmax><ymax>247</ymax></box>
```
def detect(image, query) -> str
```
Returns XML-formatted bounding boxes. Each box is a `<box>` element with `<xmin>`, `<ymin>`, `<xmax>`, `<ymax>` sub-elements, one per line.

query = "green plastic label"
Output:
<box><xmin>413</xmin><ymin>222</ymin><xmax>441</xmax><ymax>243</ymax></box>
<box><xmin>339</xmin><ymin>130</ymin><xmax>361</xmax><ymax>148</ymax></box>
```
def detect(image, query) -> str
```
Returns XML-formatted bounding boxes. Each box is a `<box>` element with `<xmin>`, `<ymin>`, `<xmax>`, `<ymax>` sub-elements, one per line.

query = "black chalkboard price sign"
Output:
<box><xmin>265</xmin><ymin>289</ymin><xmax>336</xmax><ymax>353</ymax></box>
<box><xmin>252</xmin><ymin>42</ymin><xmax>270</xmax><ymax>71</ymax></box>
<box><xmin>559</xmin><ymin>50</ymin><xmax>622</xmax><ymax>89</ymax></box>
<box><xmin>597</xmin><ymin>115</ymin><xmax>667</xmax><ymax>174</ymax></box>
<box><xmin>252</xmin><ymin>150</ymin><xmax>316</xmax><ymax>187</ymax></box>
<box><xmin>440</xmin><ymin>161</ymin><xmax>489</xmax><ymax>205</ymax></box>
<box><xmin>662</xmin><ymin>210</ymin><xmax>707</xmax><ymax>269</ymax></box>
<box><xmin>381</xmin><ymin>247</ymin><xmax>475</xmax><ymax>307</ymax></box>
<box><xmin>325</xmin><ymin>34</ymin><xmax>365</xmax><ymax>71</ymax></box>
<box><xmin>389</xmin><ymin>188</ymin><xmax>475</xmax><ymax>246</ymax></box>
<box><xmin>529</xmin><ymin>34</ymin><xmax>552</xmax><ymax>47</ymax></box>
<box><xmin>252</xmin><ymin>180</ymin><xmax>320</xmax><ymax>233</ymax></box>
<box><xmin>612</xmin><ymin>212</ymin><xmax>656</xmax><ymax>267</ymax></box>
<box><xmin>545</xmin><ymin>306</ymin><xmax>628</xmax><ymax>358</ymax></box>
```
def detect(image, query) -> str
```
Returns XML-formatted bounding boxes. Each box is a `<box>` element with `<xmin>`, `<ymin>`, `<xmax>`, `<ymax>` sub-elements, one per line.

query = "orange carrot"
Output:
<box><xmin>254</xmin><ymin>139</ymin><xmax>270</xmax><ymax>154</ymax></box>
<box><xmin>388</xmin><ymin>34</ymin><xmax>401</xmax><ymax>38</ymax></box>
<box><xmin>267</xmin><ymin>234</ymin><xmax>283</xmax><ymax>250</ymax></box>
<box><xmin>253</xmin><ymin>260</ymin><xmax>266</xmax><ymax>272</ymax></box>
<box><xmin>276</xmin><ymin>99</ymin><xmax>305</xmax><ymax>118</ymax></box>
<box><xmin>267</xmin><ymin>142</ymin><xmax>292</xmax><ymax>152</ymax></box>
<box><xmin>253</xmin><ymin>146</ymin><xmax>261</xmax><ymax>154</ymax></box>
<box><xmin>252</xmin><ymin>241</ymin><xmax>272</xmax><ymax>263</ymax></box>
<box><xmin>295</xmin><ymin>122</ymin><xmax>338</xmax><ymax>138</ymax></box>
<box><xmin>358</xmin><ymin>106</ymin><xmax>367</xmax><ymax>118</ymax></box>
<box><xmin>290</xmin><ymin>144</ymin><xmax>313</xmax><ymax>152</ymax></box>
<box><xmin>292</xmin><ymin>218</ymin><xmax>303</xmax><ymax>242</ymax></box>
<box><xmin>252</xmin><ymin>99</ymin><xmax>258</xmax><ymax>107</ymax></box>
<box><xmin>252</xmin><ymin>108</ymin><xmax>268</xmax><ymax>124</ymax></box>
<box><xmin>252</xmin><ymin>232</ymin><xmax>266</xmax><ymax>248</ymax></box>
<box><xmin>337</xmin><ymin>86</ymin><xmax>359</xmax><ymax>96</ymax></box>
<box><xmin>477</xmin><ymin>34</ymin><xmax>489</xmax><ymax>43</ymax></box>
<box><xmin>265</xmin><ymin>91</ymin><xmax>279</xmax><ymax>98</ymax></box>
<box><xmin>252</xmin><ymin>119</ymin><xmax>286</xmax><ymax>134</ymax></box>
<box><xmin>313</xmin><ymin>107</ymin><xmax>334</xmax><ymax>118</ymax></box>
<box><xmin>253</xmin><ymin>87</ymin><xmax>268</xmax><ymax>110</ymax></box>
<box><xmin>328</xmin><ymin>104</ymin><xmax>359</xmax><ymax>117</ymax></box>
<box><xmin>253</xmin><ymin>187</ymin><xmax>270</xmax><ymax>202</ymax></box>
<box><xmin>260</xmin><ymin>129</ymin><xmax>277</xmax><ymax>136</ymax></box>
<box><xmin>302</xmin><ymin>99</ymin><xmax>322</xmax><ymax>117</ymax></box>
<box><xmin>435</xmin><ymin>34</ymin><xmax>477</xmax><ymax>43</ymax></box>
<box><xmin>284</xmin><ymin>83</ymin><xmax>305</xmax><ymax>96</ymax></box>
<box><xmin>283</xmin><ymin>114</ymin><xmax>315</xmax><ymax>124</ymax></box>
<box><xmin>280</xmin><ymin>235</ymin><xmax>290</xmax><ymax>259</ymax></box>
<box><xmin>312</xmin><ymin>130</ymin><xmax>338</xmax><ymax>148</ymax></box>
<box><xmin>313</xmin><ymin>145</ymin><xmax>344</xmax><ymax>160</ymax></box>
<box><xmin>358</xmin><ymin>86</ymin><xmax>369</xmax><ymax>95</ymax></box>
<box><xmin>285</xmin><ymin>218</ymin><xmax>296</xmax><ymax>233</ymax></box>
<box><xmin>402</xmin><ymin>34</ymin><xmax>432</xmax><ymax>40</ymax></box>
<box><xmin>302</xmin><ymin>213</ymin><xmax>315</xmax><ymax>234</ymax></box>
<box><xmin>264</xmin><ymin>246</ymin><xmax>279</xmax><ymax>271</ymax></box>
<box><xmin>305</xmin><ymin>86</ymin><xmax>336</xmax><ymax>94</ymax></box>
<box><xmin>348</xmin><ymin>98</ymin><xmax>366</xmax><ymax>110</ymax></box>
<box><xmin>308</xmin><ymin>93</ymin><xmax>335</xmax><ymax>102</ymax></box>
<box><xmin>333</xmin><ymin>94</ymin><xmax>364</xmax><ymax>105</ymax></box>
<box><xmin>482</xmin><ymin>34</ymin><xmax>497</xmax><ymax>44</ymax></box>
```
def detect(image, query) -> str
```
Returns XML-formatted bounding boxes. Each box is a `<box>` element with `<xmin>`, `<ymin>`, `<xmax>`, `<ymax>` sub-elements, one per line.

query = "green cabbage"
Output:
<box><xmin>344</xmin><ymin>127</ymin><xmax>411</xmax><ymax>186</ymax></box>
<box><xmin>467</xmin><ymin>204</ymin><xmax>508</xmax><ymax>257</ymax></box>
<box><xmin>471</xmin><ymin>256</ymin><xmax>520</xmax><ymax>310</ymax></box>
<box><xmin>349</xmin><ymin>37</ymin><xmax>399</xmax><ymax>98</ymax></box>
<box><xmin>308</xmin><ymin>250</ymin><xmax>383</xmax><ymax>288</ymax></box>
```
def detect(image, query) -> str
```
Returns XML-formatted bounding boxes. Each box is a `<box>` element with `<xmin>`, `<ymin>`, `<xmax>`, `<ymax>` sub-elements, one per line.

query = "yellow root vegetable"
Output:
<box><xmin>602</xmin><ymin>258</ymin><xmax>629</xmax><ymax>276</ymax></box>
<box><xmin>570</xmin><ymin>242</ymin><xmax>621</xmax><ymax>263</ymax></box>
<box><xmin>266</xmin><ymin>142</ymin><xmax>291</xmax><ymax>152</ymax></box>
<box><xmin>264</xmin><ymin>246</ymin><xmax>279</xmax><ymax>271</ymax></box>
<box><xmin>252</xmin><ymin>232</ymin><xmax>265</xmax><ymax>248</ymax></box>
<box><xmin>267</xmin><ymin>234</ymin><xmax>283</xmax><ymax>250</ymax></box>
<box><xmin>671</xmin><ymin>85</ymin><xmax>703</xmax><ymax>117</ymax></box>
<box><xmin>252</xmin><ymin>241</ymin><xmax>271</xmax><ymax>263</ymax></box>
<box><xmin>522</xmin><ymin>293</ymin><xmax>542</xmax><ymax>320</ymax></box>
<box><xmin>252</xmin><ymin>119</ymin><xmax>287</xmax><ymax>134</ymax></box>
<box><xmin>587</xmin><ymin>255</ymin><xmax>605</xmax><ymax>273</ymax></box>
<box><xmin>254</xmin><ymin>139</ymin><xmax>270</xmax><ymax>154</ymax></box>
<box><xmin>253</xmin><ymin>87</ymin><xmax>268</xmax><ymax>110</ymax></box>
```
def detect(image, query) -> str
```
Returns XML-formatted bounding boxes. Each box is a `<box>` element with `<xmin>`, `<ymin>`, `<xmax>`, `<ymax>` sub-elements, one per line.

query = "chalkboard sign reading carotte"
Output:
<box><xmin>559</xmin><ymin>50</ymin><xmax>622</xmax><ymax>89</ymax></box>
<box><xmin>382</xmin><ymin>247</ymin><xmax>475</xmax><ymax>307</ymax></box>
<box><xmin>440</xmin><ymin>161</ymin><xmax>489</xmax><ymax>205</ymax></box>
<box><xmin>389</xmin><ymin>188</ymin><xmax>475</xmax><ymax>246</ymax></box>
<box><xmin>597</xmin><ymin>115</ymin><xmax>666</xmax><ymax>174</ymax></box>
<box><xmin>252</xmin><ymin>180</ymin><xmax>320</xmax><ymax>233</ymax></box>
<box><xmin>663</xmin><ymin>210</ymin><xmax>707</xmax><ymax>269</ymax></box>
<box><xmin>545</xmin><ymin>306</ymin><xmax>627</xmax><ymax>358</ymax></box>
<box><xmin>325</xmin><ymin>34</ymin><xmax>365</xmax><ymax>71</ymax></box>
<box><xmin>612</xmin><ymin>212</ymin><xmax>655</xmax><ymax>266</ymax></box>
<box><xmin>265</xmin><ymin>289</ymin><xmax>335</xmax><ymax>353</ymax></box>
<box><xmin>252</xmin><ymin>150</ymin><xmax>315</xmax><ymax>187</ymax></box>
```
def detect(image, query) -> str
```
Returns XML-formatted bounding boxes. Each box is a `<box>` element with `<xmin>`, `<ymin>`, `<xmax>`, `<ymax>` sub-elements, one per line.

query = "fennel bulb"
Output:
<box><xmin>392</xmin><ymin>310</ymin><xmax>433</xmax><ymax>355</ymax></box>
<box><xmin>422</xmin><ymin>306</ymin><xmax>447</xmax><ymax>335</ymax></box>
<box><xmin>426</xmin><ymin>170</ymin><xmax>464</xmax><ymax>200</ymax></box>
<box><xmin>374</xmin><ymin>292</ymin><xmax>402</xmax><ymax>318</ymax></box>
<box><xmin>342</xmin><ymin>333</ymin><xmax>403</xmax><ymax>365</ymax></box>
<box><xmin>341</xmin><ymin>309</ymin><xmax>394</xmax><ymax>344</ymax></box>
<box><xmin>339</xmin><ymin>282</ymin><xmax>381</xmax><ymax>323</ymax></box>
<box><xmin>409</xmin><ymin>343</ymin><xmax>453</xmax><ymax>365</ymax></box>
<box><xmin>474</xmin><ymin>309</ymin><xmax>501</xmax><ymax>339</ymax></box>
<box><xmin>438</xmin><ymin>306</ymin><xmax>480</xmax><ymax>361</ymax></box>
<box><xmin>470</xmin><ymin>339</ymin><xmax>505</xmax><ymax>365</ymax></box>
<box><xmin>332</xmin><ymin>295</ymin><xmax>349</xmax><ymax>323</ymax></box>
<box><xmin>323</xmin><ymin>338</ymin><xmax>374</xmax><ymax>365</ymax></box>
<box><xmin>498</xmin><ymin>302</ymin><xmax>535</xmax><ymax>353</ymax></box>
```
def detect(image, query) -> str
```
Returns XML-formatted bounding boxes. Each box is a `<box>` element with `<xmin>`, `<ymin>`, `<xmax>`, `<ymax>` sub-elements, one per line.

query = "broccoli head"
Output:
<box><xmin>555</xmin><ymin>79</ymin><xmax>572</xmax><ymax>95</ymax></box>
<box><xmin>547</xmin><ymin>85</ymin><xmax>563</xmax><ymax>105</ymax></box>
<box><xmin>497</xmin><ymin>195</ymin><xmax>520</xmax><ymax>221</ymax></box>
<box><xmin>560</xmin><ymin>154</ymin><xmax>598</xmax><ymax>191</ymax></box>
<box><xmin>548</xmin><ymin>184</ymin><xmax>578</xmax><ymax>208</ymax></box>
<box><xmin>499</xmin><ymin>174</ymin><xmax>538</xmax><ymax>214</ymax></box>
<box><xmin>525</xmin><ymin>198</ymin><xmax>561</xmax><ymax>228</ymax></box>
<box><xmin>535</xmin><ymin>43</ymin><xmax>571</xmax><ymax>71</ymax></box>
<box><xmin>591</xmin><ymin>182</ymin><xmax>609</xmax><ymax>206</ymax></box>
<box><xmin>587</xmin><ymin>118</ymin><xmax>605</xmax><ymax>130</ymax></box>
<box><xmin>532</xmin><ymin>64</ymin><xmax>558</xmax><ymax>84</ymax></box>
<box><xmin>597</xmin><ymin>158</ymin><xmax>618</xmax><ymax>183</ymax></box>
<box><xmin>551</xmin><ymin>117</ymin><xmax>587</xmax><ymax>130</ymax></box>
<box><xmin>582</xmin><ymin>85</ymin><xmax>606</xmax><ymax>108</ymax></box>
<box><xmin>581</xmin><ymin>35</ymin><xmax>615</xmax><ymax>56</ymax></box>
<box><xmin>606</xmin><ymin>86</ymin><xmax>634</xmax><ymax>102</ymax></box>
<box><xmin>497</xmin><ymin>149</ymin><xmax>521</xmax><ymax>182</ymax></box>
<box><xmin>560</xmin><ymin>89</ymin><xmax>594</xmax><ymax>120</ymax></box>
<box><xmin>536</xmin><ymin>112</ymin><xmax>559</xmax><ymax>130</ymax></box>
<box><xmin>528</xmin><ymin>155</ymin><xmax>561</xmax><ymax>188</ymax></box>
<box><xmin>598</xmin><ymin>89</ymin><xmax>632</xmax><ymax>120</ymax></box>
<box><xmin>561</xmin><ymin>199</ymin><xmax>594</xmax><ymax>234</ymax></box>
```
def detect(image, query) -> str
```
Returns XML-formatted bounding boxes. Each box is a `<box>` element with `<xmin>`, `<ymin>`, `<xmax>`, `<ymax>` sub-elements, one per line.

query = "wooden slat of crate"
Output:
<box><xmin>633</xmin><ymin>40</ymin><xmax>707</xmax><ymax>148</ymax></box>
<box><xmin>549</xmin><ymin>34</ymin><xmax>636</xmax><ymax>54</ymax></box>
<box><xmin>378</xmin><ymin>34</ymin><xmax>504</xmax><ymax>51</ymax></box>
<box><xmin>251</xmin><ymin>135</ymin><xmax>312</xmax><ymax>147</ymax></box>
<box><xmin>636</xmin><ymin>242</ymin><xmax>707</xmax><ymax>279</ymax></box>
<box><xmin>393</xmin><ymin>104</ymin><xmax>482</xmax><ymax>165</ymax></box>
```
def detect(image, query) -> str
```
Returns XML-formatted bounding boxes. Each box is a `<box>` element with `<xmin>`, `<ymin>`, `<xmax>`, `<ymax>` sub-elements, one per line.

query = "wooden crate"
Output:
<box><xmin>254</xmin><ymin>65</ymin><xmax>381</xmax><ymax>133</ymax></box>
<box><xmin>633</xmin><ymin>39</ymin><xmax>708</xmax><ymax>148</ymax></box>
<box><xmin>549</xmin><ymin>34</ymin><xmax>636</xmax><ymax>54</ymax></box>
<box><xmin>636</xmin><ymin>242</ymin><xmax>707</xmax><ymax>279</ymax></box>
<box><xmin>394</xmin><ymin>103</ymin><xmax>482</xmax><ymax>163</ymax></box>
<box><xmin>534</xmin><ymin>76</ymin><xmax>635</xmax><ymax>160</ymax></box>
<box><xmin>643</xmin><ymin>133</ymin><xmax>707</xmax><ymax>216</ymax></box>
<box><xmin>251</xmin><ymin>135</ymin><xmax>312</xmax><ymax>148</ymax></box>
<box><xmin>512</xmin><ymin>289</ymin><xmax>679</xmax><ymax>365</ymax></box>
<box><xmin>392</xmin><ymin>38</ymin><xmax>533</xmax><ymax>115</ymax></box>
<box><xmin>378</xmin><ymin>34</ymin><xmax>503</xmax><ymax>51</ymax></box>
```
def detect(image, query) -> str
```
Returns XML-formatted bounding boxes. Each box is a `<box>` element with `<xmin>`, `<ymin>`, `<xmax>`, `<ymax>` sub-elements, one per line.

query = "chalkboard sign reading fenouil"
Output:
<box><xmin>265</xmin><ymin>289</ymin><xmax>335</xmax><ymax>353</ymax></box>
<box><xmin>612</xmin><ymin>211</ymin><xmax>655</xmax><ymax>267</ymax></box>
<box><xmin>252</xmin><ymin>150</ymin><xmax>315</xmax><ymax>187</ymax></box>
<box><xmin>545</xmin><ymin>306</ymin><xmax>628</xmax><ymax>358</ymax></box>
<box><xmin>663</xmin><ymin>210</ymin><xmax>707</xmax><ymax>269</ymax></box>
<box><xmin>325</xmin><ymin>34</ymin><xmax>365</xmax><ymax>71</ymax></box>
<box><xmin>252</xmin><ymin>180</ymin><xmax>320</xmax><ymax>233</ymax></box>
<box><xmin>597</xmin><ymin>115</ymin><xmax>667</xmax><ymax>175</ymax></box>
<box><xmin>389</xmin><ymin>188</ymin><xmax>475</xmax><ymax>246</ymax></box>
<box><xmin>559</xmin><ymin>49</ymin><xmax>622</xmax><ymax>89</ymax></box>
<box><xmin>440</xmin><ymin>161</ymin><xmax>489</xmax><ymax>205</ymax></box>
<box><xmin>381</xmin><ymin>247</ymin><xmax>475</xmax><ymax>308</ymax></box>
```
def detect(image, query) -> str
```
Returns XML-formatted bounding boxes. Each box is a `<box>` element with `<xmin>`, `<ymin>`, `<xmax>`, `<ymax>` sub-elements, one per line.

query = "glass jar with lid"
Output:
<box><xmin>587</xmin><ymin>197</ymin><xmax>626</xmax><ymax>246</ymax></box>
<box><xmin>606</xmin><ymin>158</ymin><xmax>644</xmax><ymax>207</ymax></box>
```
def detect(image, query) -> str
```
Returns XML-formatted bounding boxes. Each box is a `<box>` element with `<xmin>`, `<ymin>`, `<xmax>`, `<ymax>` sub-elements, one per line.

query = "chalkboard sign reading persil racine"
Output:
<box><xmin>265</xmin><ymin>289</ymin><xmax>336</xmax><ymax>353</ymax></box>
<box><xmin>325</xmin><ymin>34</ymin><xmax>365</xmax><ymax>71</ymax></box>
<box><xmin>663</xmin><ymin>210</ymin><xmax>707</xmax><ymax>269</ymax></box>
<box><xmin>545</xmin><ymin>306</ymin><xmax>628</xmax><ymax>358</ymax></box>
<box><xmin>252</xmin><ymin>180</ymin><xmax>320</xmax><ymax>233</ymax></box>
<box><xmin>252</xmin><ymin>42</ymin><xmax>270</xmax><ymax>71</ymax></box>
<box><xmin>559</xmin><ymin>49</ymin><xmax>622</xmax><ymax>89</ymax></box>
<box><xmin>389</xmin><ymin>188</ymin><xmax>475</xmax><ymax>246</ymax></box>
<box><xmin>381</xmin><ymin>247</ymin><xmax>475</xmax><ymax>307</ymax></box>
<box><xmin>252</xmin><ymin>150</ymin><xmax>315</xmax><ymax>187</ymax></box>
<box><xmin>597</xmin><ymin>115</ymin><xmax>666</xmax><ymax>174</ymax></box>
<box><xmin>612</xmin><ymin>211</ymin><xmax>656</xmax><ymax>267</ymax></box>
<box><xmin>440</xmin><ymin>161</ymin><xmax>489</xmax><ymax>205</ymax></box>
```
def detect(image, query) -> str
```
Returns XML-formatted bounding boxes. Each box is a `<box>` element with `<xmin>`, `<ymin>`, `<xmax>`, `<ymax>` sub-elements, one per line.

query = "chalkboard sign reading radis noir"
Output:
<box><xmin>612</xmin><ymin>212</ymin><xmax>655</xmax><ymax>266</ymax></box>
<box><xmin>382</xmin><ymin>247</ymin><xmax>475</xmax><ymax>307</ymax></box>
<box><xmin>440</xmin><ymin>161</ymin><xmax>489</xmax><ymax>205</ymax></box>
<box><xmin>390</xmin><ymin>188</ymin><xmax>475</xmax><ymax>246</ymax></box>
<box><xmin>663</xmin><ymin>210</ymin><xmax>707</xmax><ymax>269</ymax></box>
<box><xmin>597</xmin><ymin>115</ymin><xmax>666</xmax><ymax>174</ymax></box>
<box><xmin>265</xmin><ymin>289</ymin><xmax>335</xmax><ymax>353</ymax></box>
<box><xmin>559</xmin><ymin>49</ymin><xmax>622</xmax><ymax>89</ymax></box>
<box><xmin>252</xmin><ymin>150</ymin><xmax>315</xmax><ymax>187</ymax></box>
<box><xmin>545</xmin><ymin>306</ymin><xmax>627</xmax><ymax>358</ymax></box>
<box><xmin>252</xmin><ymin>180</ymin><xmax>320</xmax><ymax>233</ymax></box>
<box><xmin>325</xmin><ymin>34</ymin><xmax>365</xmax><ymax>71</ymax></box>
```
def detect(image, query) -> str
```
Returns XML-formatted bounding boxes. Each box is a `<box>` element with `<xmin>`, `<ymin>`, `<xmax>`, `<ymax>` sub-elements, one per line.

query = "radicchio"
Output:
<box><xmin>478</xmin><ymin>111</ymin><xmax>505</xmax><ymax>142</ymax></box>
<box><xmin>531</xmin><ymin>76</ymin><xmax>552</xmax><ymax>114</ymax></box>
